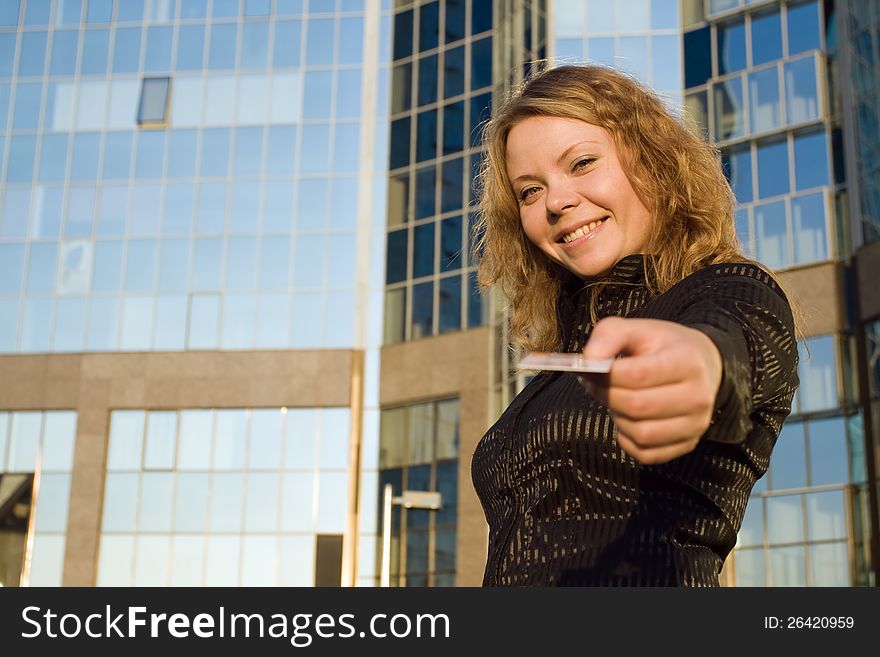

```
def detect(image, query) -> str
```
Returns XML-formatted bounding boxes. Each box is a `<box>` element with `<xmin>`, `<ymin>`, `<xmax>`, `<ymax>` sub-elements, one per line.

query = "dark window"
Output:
<box><xmin>389</xmin><ymin>116</ymin><xmax>411</xmax><ymax>170</ymax></box>
<box><xmin>441</xmin><ymin>157</ymin><xmax>464</xmax><ymax>213</ymax></box>
<box><xmin>435</xmin><ymin>460</ymin><xmax>458</xmax><ymax>525</ymax></box>
<box><xmin>442</xmin><ymin>101</ymin><xmax>465</xmax><ymax>155</ymax></box>
<box><xmin>787</xmin><ymin>1</ymin><xmax>821</xmax><ymax>56</ymax></box>
<box><xmin>444</xmin><ymin>46</ymin><xmax>465</xmax><ymax>98</ymax></box>
<box><xmin>419</xmin><ymin>1</ymin><xmax>439</xmax><ymax>52</ymax></box>
<box><xmin>393</xmin><ymin>9</ymin><xmax>413</xmax><ymax>61</ymax></box>
<box><xmin>471</xmin><ymin>37</ymin><xmax>492</xmax><ymax>90</ymax></box>
<box><xmin>418</xmin><ymin>54</ymin><xmax>438</xmax><ymax>106</ymax></box>
<box><xmin>415</xmin><ymin>166</ymin><xmax>436</xmax><ymax>219</ymax></box>
<box><xmin>412</xmin><ymin>280</ymin><xmax>434</xmax><ymax>338</ymax></box>
<box><xmin>440</xmin><ymin>215</ymin><xmax>462</xmax><ymax>272</ymax></box>
<box><xmin>471</xmin><ymin>0</ymin><xmax>492</xmax><ymax>34</ymax></box>
<box><xmin>439</xmin><ymin>274</ymin><xmax>461</xmax><ymax>333</ymax></box>
<box><xmin>416</xmin><ymin>109</ymin><xmax>438</xmax><ymax>162</ymax></box>
<box><xmin>831</xmin><ymin>128</ymin><xmax>845</xmax><ymax>185</ymax></box>
<box><xmin>751</xmin><ymin>11</ymin><xmax>782</xmax><ymax>66</ymax></box>
<box><xmin>467</xmin><ymin>270</ymin><xmax>484</xmax><ymax>327</ymax></box>
<box><xmin>717</xmin><ymin>19</ymin><xmax>746</xmax><ymax>75</ymax></box>
<box><xmin>388</xmin><ymin>172</ymin><xmax>410</xmax><ymax>225</ymax></box>
<box><xmin>314</xmin><ymin>534</ymin><xmax>343</xmax><ymax>587</ymax></box>
<box><xmin>445</xmin><ymin>0</ymin><xmax>466</xmax><ymax>43</ymax></box>
<box><xmin>392</xmin><ymin>62</ymin><xmax>412</xmax><ymax>113</ymax></box>
<box><xmin>138</xmin><ymin>78</ymin><xmax>171</xmax><ymax>125</ymax></box>
<box><xmin>470</xmin><ymin>93</ymin><xmax>491</xmax><ymax>148</ymax></box>
<box><xmin>413</xmin><ymin>222</ymin><xmax>435</xmax><ymax>278</ymax></box>
<box><xmin>386</xmin><ymin>228</ymin><xmax>408</xmax><ymax>284</ymax></box>
<box><xmin>684</xmin><ymin>27</ymin><xmax>711</xmax><ymax>89</ymax></box>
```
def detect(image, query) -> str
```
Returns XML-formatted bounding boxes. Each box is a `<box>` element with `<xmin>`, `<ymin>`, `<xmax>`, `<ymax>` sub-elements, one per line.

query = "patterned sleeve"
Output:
<box><xmin>673</xmin><ymin>264</ymin><xmax>800</xmax><ymax>445</ymax></box>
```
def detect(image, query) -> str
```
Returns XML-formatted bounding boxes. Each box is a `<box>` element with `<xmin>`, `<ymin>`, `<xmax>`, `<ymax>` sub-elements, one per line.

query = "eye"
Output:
<box><xmin>572</xmin><ymin>157</ymin><xmax>595</xmax><ymax>171</ymax></box>
<box><xmin>518</xmin><ymin>186</ymin><xmax>540</xmax><ymax>201</ymax></box>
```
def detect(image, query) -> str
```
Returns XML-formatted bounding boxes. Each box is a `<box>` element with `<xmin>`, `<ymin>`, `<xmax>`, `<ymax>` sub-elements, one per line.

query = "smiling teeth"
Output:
<box><xmin>562</xmin><ymin>218</ymin><xmax>606</xmax><ymax>243</ymax></box>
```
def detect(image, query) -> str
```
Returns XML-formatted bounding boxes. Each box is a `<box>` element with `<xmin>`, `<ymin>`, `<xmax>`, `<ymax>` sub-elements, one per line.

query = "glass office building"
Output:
<box><xmin>0</xmin><ymin>0</ymin><xmax>393</xmax><ymax>587</ymax></box>
<box><xmin>1</xmin><ymin>0</ymin><xmax>878</xmax><ymax>589</ymax></box>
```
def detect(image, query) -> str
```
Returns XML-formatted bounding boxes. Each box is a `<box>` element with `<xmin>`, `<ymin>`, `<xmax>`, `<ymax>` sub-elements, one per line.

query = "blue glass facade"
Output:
<box><xmin>0</xmin><ymin>0</ymin><xmax>389</xmax><ymax>353</ymax></box>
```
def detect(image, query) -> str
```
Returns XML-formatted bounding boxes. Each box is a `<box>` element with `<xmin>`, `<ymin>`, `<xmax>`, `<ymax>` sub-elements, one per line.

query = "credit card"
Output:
<box><xmin>516</xmin><ymin>352</ymin><xmax>614</xmax><ymax>373</ymax></box>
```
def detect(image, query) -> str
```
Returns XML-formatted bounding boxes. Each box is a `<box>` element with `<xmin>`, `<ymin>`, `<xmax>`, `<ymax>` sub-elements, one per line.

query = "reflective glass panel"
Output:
<box><xmin>754</xmin><ymin>200</ymin><xmax>788</xmax><ymax>268</ymax></box>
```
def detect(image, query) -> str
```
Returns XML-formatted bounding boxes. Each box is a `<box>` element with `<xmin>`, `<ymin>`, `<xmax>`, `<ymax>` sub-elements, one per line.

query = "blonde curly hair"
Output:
<box><xmin>473</xmin><ymin>64</ymin><xmax>785</xmax><ymax>352</ymax></box>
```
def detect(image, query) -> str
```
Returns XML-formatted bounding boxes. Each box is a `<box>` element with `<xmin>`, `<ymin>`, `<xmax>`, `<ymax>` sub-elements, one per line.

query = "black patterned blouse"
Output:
<box><xmin>472</xmin><ymin>254</ymin><xmax>799</xmax><ymax>586</ymax></box>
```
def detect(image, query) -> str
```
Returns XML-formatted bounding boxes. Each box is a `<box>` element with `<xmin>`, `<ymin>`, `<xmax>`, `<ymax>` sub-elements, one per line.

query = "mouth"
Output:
<box><xmin>557</xmin><ymin>217</ymin><xmax>609</xmax><ymax>244</ymax></box>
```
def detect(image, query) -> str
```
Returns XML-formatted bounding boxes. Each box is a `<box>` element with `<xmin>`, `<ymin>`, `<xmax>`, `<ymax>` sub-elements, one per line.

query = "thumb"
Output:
<box><xmin>581</xmin><ymin>316</ymin><xmax>644</xmax><ymax>360</ymax></box>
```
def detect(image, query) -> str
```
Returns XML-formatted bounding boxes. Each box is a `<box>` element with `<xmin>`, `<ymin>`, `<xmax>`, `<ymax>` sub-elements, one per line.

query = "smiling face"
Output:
<box><xmin>505</xmin><ymin>116</ymin><xmax>653</xmax><ymax>279</ymax></box>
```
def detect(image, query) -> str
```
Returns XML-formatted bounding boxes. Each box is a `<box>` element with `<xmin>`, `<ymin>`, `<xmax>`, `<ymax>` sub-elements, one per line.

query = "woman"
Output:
<box><xmin>471</xmin><ymin>65</ymin><xmax>800</xmax><ymax>586</ymax></box>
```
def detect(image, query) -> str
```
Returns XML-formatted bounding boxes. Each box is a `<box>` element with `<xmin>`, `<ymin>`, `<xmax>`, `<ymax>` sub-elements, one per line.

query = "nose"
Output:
<box><xmin>544</xmin><ymin>179</ymin><xmax>580</xmax><ymax>219</ymax></box>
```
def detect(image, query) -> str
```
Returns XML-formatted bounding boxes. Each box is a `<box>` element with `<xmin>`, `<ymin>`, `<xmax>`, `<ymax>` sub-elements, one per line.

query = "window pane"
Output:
<box><xmin>6</xmin><ymin>413</ymin><xmax>39</xmax><ymax>472</ymax></box>
<box><xmin>205</xmin><ymin>536</ymin><xmax>240</xmax><ymax>586</ymax></box>
<box><xmin>733</xmin><ymin>548</ymin><xmax>765</xmax><ymax>586</ymax></box>
<box><xmin>788</xmin><ymin>2</ymin><xmax>821</xmax><ymax>56</ymax></box>
<box><xmin>724</xmin><ymin>146</ymin><xmax>752</xmax><ymax>203</ymax></box>
<box><xmin>684</xmin><ymin>26</ymin><xmax>711</xmax><ymax>88</ymax></box>
<box><xmin>112</xmin><ymin>27</ymin><xmax>141</xmax><ymax>73</ymax></box>
<box><xmin>41</xmin><ymin>411</ymin><xmax>77</xmax><ymax>472</ymax></box>
<box><xmin>209</xmin><ymin>472</ymin><xmax>244</xmax><ymax>531</ymax></box>
<box><xmin>770</xmin><ymin>421</ymin><xmax>806</xmax><ymax>490</ymax></box>
<box><xmin>810</xmin><ymin>542</ymin><xmax>849</xmax><ymax>586</ymax></box>
<box><xmin>793</xmin><ymin>131</ymin><xmax>827</xmax><ymax>190</ymax></box>
<box><xmin>318</xmin><ymin>409</ymin><xmax>350</xmax><ymax>470</ymax></box>
<box><xmin>81</xmin><ymin>29</ymin><xmax>109</xmax><ymax>74</ymax></box>
<box><xmin>169</xmin><ymin>535</ymin><xmax>204</xmax><ymax>587</ymax></box>
<box><xmin>138</xmin><ymin>77</ymin><xmax>169</xmax><ymax>124</ymax></box>
<box><xmin>213</xmin><ymin>410</ymin><xmax>247</xmax><ymax>470</ymax></box>
<box><xmin>756</xmin><ymin>140</ymin><xmax>789</xmax><ymax>198</ymax></box>
<box><xmin>144</xmin><ymin>26</ymin><xmax>172</xmax><ymax>72</ymax></box>
<box><xmin>138</xmin><ymin>472</ymin><xmax>173</xmax><ymax>531</ymax></box>
<box><xmin>785</xmin><ymin>57</ymin><xmax>819</xmax><ymax>124</ymax></box>
<box><xmin>19</xmin><ymin>31</ymin><xmax>48</xmax><ymax>77</ymax></box>
<box><xmin>766</xmin><ymin>494</ymin><xmax>804</xmax><ymax>544</ymax></box>
<box><xmin>167</xmin><ymin>130</ymin><xmax>197</xmax><ymax>178</ymax></box>
<box><xmin>808</xmin><ymin>416</ymin><xmax>848</xmax><ymax>485</ymax></box>
<box><xmin>769</xmin><ymin>545</ymin><xmax>805</xmax><ymax>586</ymax></box>
<box><xmin>285</xmin><ymin>410</ymin><xmax>317</xmax><ymax>469</ymax></box>
<box><xmin>244</xmin><ymin>472</ymin><xmax>279</xmax><ymax>531</ymax></box>
<box><xmin>718</xmin><ymin>19</ymin><xmax>746</xmax><ymax>75</ymax></box>
<box><xmin>439</xmin><ymin>275</ymin><xmax>461</xmax><ymax>333</ymax></box>
<box><xmin>807</xmin><ymin>490</ymin><xmax>846</xmax><ymax>541</ymax></box>
<box><xmin>144</xmin><ymin>411</ymin><xmax>176</xmax><ymax>470</ymax></box>
<box><xmin>266</xmin><ymin>126</ymin><xmax>296</xmax><ymax>176</ymax></box>
<box><xmin>241</xmin><ymin>21</ymin><xmax>269</xmax><ymax>69</ymax></box>
<box><xmin>173</xmin><ymin>472</ymin><xmax>209</xmax><ymax>531</ymax></box>
<box><xmin>444</xmin><ymin>46</ymin><xmax>464</xmax><ymax>98</ymax></box>
<box><xmin>316</xmin><ymin>471</ymin><xmax>347</xmax><ymax>532</ymax></box>
<box><xmin>107</xmin><ymin>410</ymin><xmax>144</xmax><ymax>471</ymax></box>
<box><xmin>751</xmin><ymin>11</ymin><xmax>782</xmax><ymax>66</ymax></box>
<box><xmin>738</xmin><ymin>497</ymin><xmax>763</xmax><ymax>547</ymax></box>
<box><xmin>101</xmin><ymin>473</ymin><xmax>138</xmax><ymax>531</ymax></box>
<box><xmin>53</xmin><ymin>297</ymin><xmax>86</xmax><ymax>351</ymax></box>
<box><xmin>749</xmin><ymin>67</ymin><xmax>781</xmax><ymax>134</ymax></box>
<box><xmin>153</xmin><ymin>295</ymin><xmax>186</xmax><ymax>349</ymax></box>
<box><xmin>28</xmin><ymin>534</ymin><xmax>66</xmax><ymax>586</ymax></box>
<box><xmin>792</xmin><ymin>192</ymin><xmax>827</xmax><ymax>263</ymax></box>
<box><xmin>306</xmin><ymin>18</ymin><xmax>334</xmax><ymax>66</ymax></box>
<box><xmin>471</xmin><ymin>37</ymin><xmax>491</xmax><ymax>90</ymax></box>
<box><xmin>34</xmin><ymin>473</ymin><xmax>71</xmax><ymax>532</ymax></box>
<box><xmin>249</xmin><ymin>409</ymin><xmax>282</xmax><ymax>470</ymax></box>
<box><xmin>176</xmin><ymin>25</ymin><xmax>204</xmax><ymax>70</ymax></box>
<box><xmin>208</xmin><ymin>23</ymin><xmax>237</xmax><ymax>70</ymax></box>
<box><xmin>797</xmin><ymin>335</ymin><xmax>837</xmax><ymax>412</ymax></box>
<box><xmin>188</xmin><ymin>295</ymin><xmax>220</xmax><ymax>348</ymax></box>
<box><xmin>714</xmin><ymin>77</ymin><xmax>745</xmax><ymax>140</ymax></box>
<box><xmin>241</xmin><ymin>535</ymin><xmax>276</xmax><ymax>586</ymax></box>
<box><xmin>754</xmin><ymin>200</ymin><xmax>788</xmax><ymax>268</ymax></box>
<box><xmin>97</xmin><ymin>535</ymin><xmax>134</xmax><ymax>586</ymax></box>
<box><xmin>273</xmin><ymin>20</ymin><xmax>302</xmax><ymax>68</ymax></box>
<box><xmin>50</xmin><ymin>29</ymin><xmax>78</xmax><ymax>75</ymax></box>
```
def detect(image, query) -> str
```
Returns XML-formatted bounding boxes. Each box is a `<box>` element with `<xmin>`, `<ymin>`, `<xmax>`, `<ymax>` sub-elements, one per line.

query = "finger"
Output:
<box><xmin>615</xmin><ymin>431</ymin><xmax>700</xmax><ymax>465</ymax></box>
<box><xmin>611</xmin><ymin>413</ymin><xmax>704</xmax><ymax>450</ymax></box>
<box><xmin>605</xmin><ymin>382</ymin><xmax>714</xmax><ymax>420</ymax></box>
<box><xmin>603</xmin><ymin>349</ymin><xmax>694</xmax><ymax>389</ymax></box>
<box><xmin>581</xmin><ymin>316</ymin><xmax>656</xmax><ymax>360</ymax></box>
